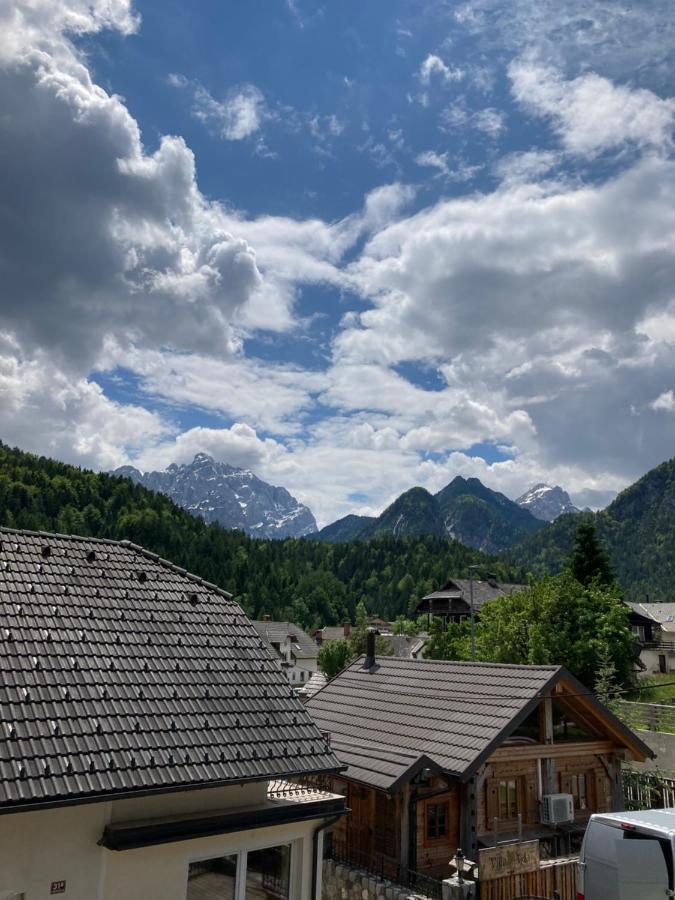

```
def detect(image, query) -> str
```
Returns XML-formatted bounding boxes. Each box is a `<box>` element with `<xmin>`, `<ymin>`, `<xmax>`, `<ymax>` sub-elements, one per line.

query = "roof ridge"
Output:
<box><xmin>352</xmin><ymin>654</ymin><xmax>560</xmax><ymax>672</ymax></box>
<box><xmin>0</xmin><ymin>526</ymin><xmax>233</xmax><ymax>600</ymax></box>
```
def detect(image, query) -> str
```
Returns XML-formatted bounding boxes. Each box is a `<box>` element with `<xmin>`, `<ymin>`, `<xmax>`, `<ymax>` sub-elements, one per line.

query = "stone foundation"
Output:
<box><xmin>321</xmin><ymin>858</ymin><xmax>431</xmax><ymax>900</ymax></box>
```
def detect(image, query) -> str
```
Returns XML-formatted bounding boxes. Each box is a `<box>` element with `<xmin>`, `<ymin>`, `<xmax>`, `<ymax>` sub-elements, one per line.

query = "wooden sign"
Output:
<box><xmin>479</xmin><ymin>840</ymin><xmax>540</xmax><ymax>878</ymax></box>
<box><xmin>50</xmin><ymin>882</ymin><xmax>66</xmax><ymax>895</ymax></box>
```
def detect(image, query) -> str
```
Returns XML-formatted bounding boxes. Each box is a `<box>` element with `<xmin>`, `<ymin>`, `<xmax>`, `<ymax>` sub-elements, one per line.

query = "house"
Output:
<box><xmin>252</xmin><ymin>618</ymin><xmax>319</xmax><ymax>686</ymax></box>
<box><xmin>625</xmin><ymin>601</ymin><xmax>675</xmax><ymax>676</ymax></box>
<box><xmin>306</xmin><ymin>634</ymin><xmax>651</xmax><ymax>884</ymax></box>
<box><xmin>381</xmin><ymin>634</ymin><xmax>428</xmax><ymax>659</ymax></box>
<box><xmin>0</xmin><ymin>527</ymin><xmax>345</xmax><ymax>900</ymax></box>
<box><xmin>313</xmin><ymin>622</ymin><xmax>352</xmax><ymax>645</ymax></box>
<box><xmin>415</xmin><ymin>578</ymin><xmax>527</xmax><ymax>628</ymax></box>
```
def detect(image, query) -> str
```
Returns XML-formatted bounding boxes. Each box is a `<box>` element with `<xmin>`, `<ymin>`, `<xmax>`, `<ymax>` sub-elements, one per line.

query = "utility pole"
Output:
<box><xmin>468</xmin><ymin>565</ymin><xmax>479</xmax><ymax>661</ymax></box>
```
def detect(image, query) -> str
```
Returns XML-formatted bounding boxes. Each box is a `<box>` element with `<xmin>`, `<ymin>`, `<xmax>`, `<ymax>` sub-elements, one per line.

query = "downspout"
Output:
<box><xmin>311</xmin><ymin>813</ymin><xmax>343</xmax><ymax>900</ymax></box>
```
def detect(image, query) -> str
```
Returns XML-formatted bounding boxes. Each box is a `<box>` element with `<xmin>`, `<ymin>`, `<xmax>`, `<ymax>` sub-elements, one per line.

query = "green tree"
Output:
<box><xmin>392</xmin><ymin>614</ymin><xmax>421</xmax><ymax>636</ymax></box>
<box><xmin>570</xmin><ymin>520</ymin><xmax>613</xmax><ymax>587</ymax></box>
<box><xmin>594</xmin><ymin>644</ymin><xmax>621</xmax><ymax>713</ymax></box>
<box><xmin>472</xmin><ymin>573</ymin><xmax>632</xmax><ymax>687</ymax></box>
<box><xmin>423</xmin><ymin>617</ymin><xmax>470</xmax><ymax>660</ymax></box>
<box><xmin>317</xmin><ymin>639</ymin><xmax>353</xmax><ymax>678</ymax></box>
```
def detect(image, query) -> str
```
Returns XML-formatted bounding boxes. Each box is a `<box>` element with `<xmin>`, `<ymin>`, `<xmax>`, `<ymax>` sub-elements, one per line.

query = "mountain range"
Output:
<box><xmin>114</xmin><ymin>454</ymin><xmax>317</xmax><ymax>539</ymax></box>
<box><xmin>314</xmin><ymin>476</ymin><xmax>546</xmax><ymax>553</ymax></box>
<box><xmin>3</xmin><ymin>439</ymin><xmax>675</xmax><ymax>602</ymax></box>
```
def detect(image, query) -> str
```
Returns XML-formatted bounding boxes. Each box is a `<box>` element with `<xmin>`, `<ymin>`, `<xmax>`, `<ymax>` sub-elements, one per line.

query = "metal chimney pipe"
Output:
<box><xmin>364</xmin><ymin>627</ymin><xmax>378</xmax><ymax>669</ymax></box>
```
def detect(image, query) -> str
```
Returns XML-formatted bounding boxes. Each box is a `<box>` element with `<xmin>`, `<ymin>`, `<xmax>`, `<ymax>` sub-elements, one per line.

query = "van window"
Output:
<box><xmin>583</xmin><ymin>822</ymin><xmax>673</xmax><ymax>900</ymax></box>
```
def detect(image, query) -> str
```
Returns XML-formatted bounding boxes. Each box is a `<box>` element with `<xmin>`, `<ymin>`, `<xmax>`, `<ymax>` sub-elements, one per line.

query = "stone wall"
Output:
<box><xmin>321</xmin><ymin>858</ymin><xmax>430</xmax><ymax>900</ymax></box>
<box><xmin>629</xmin><ymin>729</ymin><xmax>675</xmax><ymax>772</ymax></box>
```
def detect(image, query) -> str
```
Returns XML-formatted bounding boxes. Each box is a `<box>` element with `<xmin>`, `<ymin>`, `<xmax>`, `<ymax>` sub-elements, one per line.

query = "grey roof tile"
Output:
<box><xmin>307</xmin><ymin>656</ymin><xmax>561</xmax><ymax>790</ymax></box>
<box><xmin>0</xmin><ymin>527</ymin><xmax>341</xmax><ymax>811</ymax></box>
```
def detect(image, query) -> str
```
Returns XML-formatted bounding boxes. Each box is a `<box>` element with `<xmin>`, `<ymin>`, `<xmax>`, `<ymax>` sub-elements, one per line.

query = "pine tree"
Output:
<box><xmin>570</xmin><ymin>519</ymin><xmax>614</xmax><ymax>587</ymax></box>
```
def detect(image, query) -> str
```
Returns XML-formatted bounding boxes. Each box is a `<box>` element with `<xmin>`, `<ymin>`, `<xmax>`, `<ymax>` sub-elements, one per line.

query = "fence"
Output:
<box><xmin>479</xmin><ymin>856</ymin><xmax>577</xmax><ymax>900</ymax></box>
<box><xmin>624</xmin><ymin>768</ymin><xmax>675</xmax><ymax>810</ymax></box>
<box><xmin>325</xmin><ymin>835</ymin><xmax>444</xmax><ymax>899</ymax></box>
<box><xmin>617</xmin><ymin>700</ymin><xmax>675</xmax><ymax>733</ymax></box>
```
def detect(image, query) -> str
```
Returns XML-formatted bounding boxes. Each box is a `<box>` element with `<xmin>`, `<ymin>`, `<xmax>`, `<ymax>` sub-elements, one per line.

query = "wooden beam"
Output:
<box><xmin>488</xmin><ymin>740</ymin><xmax>615</xmax><ymax>763</ymax></box>
<box><xmin>400</xmin><ymin>783</ymin><xmax>411</xmax><ymax>873</ymax></box>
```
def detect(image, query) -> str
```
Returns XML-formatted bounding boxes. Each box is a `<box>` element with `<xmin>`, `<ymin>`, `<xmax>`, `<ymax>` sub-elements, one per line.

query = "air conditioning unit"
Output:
<box><xmin>541</xmin><ymin>793</ymin><xmax>574</xmax><ymax>825</ymax></box>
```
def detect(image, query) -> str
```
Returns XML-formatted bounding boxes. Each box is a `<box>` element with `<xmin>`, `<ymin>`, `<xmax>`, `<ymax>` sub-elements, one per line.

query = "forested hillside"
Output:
<box><xmin>509</xmin><ymin>456</ymin><xmax>675</xmax><ymax>600</ymax></box>
<box><xmin>0</xmin><ymin>443</ymin><xmax>515</xmax><ymax>628</ymax></box>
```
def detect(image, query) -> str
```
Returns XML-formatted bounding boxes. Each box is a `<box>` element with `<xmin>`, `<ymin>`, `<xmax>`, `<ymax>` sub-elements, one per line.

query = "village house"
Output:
<box><xmin>0</xmin><ymin>528</ymin><xmax>346</xmax><ymax>900</ymax></box>
<box><xmin>625</xmin><ymin>601</ymin><xmax>675</xmax><ymax>676</ymax></box>
<box><xmin>415</xmin><ymin>578</ymin><xmax>527</xmax><ymax>629</ymax></box>
<box><xmin>306</xmin><ymin>634</ymin><xmax>651</xmax><ymax>886</ymax></box>
<box><xmin>253</xmin><ymin>619</ymin><xmax>319</xmax><ymax>687</ymax></box>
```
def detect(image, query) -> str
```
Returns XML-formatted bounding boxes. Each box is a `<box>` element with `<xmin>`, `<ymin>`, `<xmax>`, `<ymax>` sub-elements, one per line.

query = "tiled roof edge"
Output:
<box><xmin>0</xmin><ymin>526</ymin><xmax>233</xmax><ymax>600</ymax></box>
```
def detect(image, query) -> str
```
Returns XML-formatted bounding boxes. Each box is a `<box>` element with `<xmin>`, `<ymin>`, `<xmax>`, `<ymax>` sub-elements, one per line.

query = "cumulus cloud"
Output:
<box><xmin>170</xmin><ymin>75</ymin><xmax>266</xmax><ymax>140</ymax></box>
<box><xmin>509</xmin><ymin>60</ymin><xmax>675</xmax><ymax>156</ymax></box>
<box><xmin>418</xmin><ymin>54</ymin><xmax>463</xmax><ymax>85</ymax></box>
<box><xmin>650</xmin><ymin>390</ymin><xmax>675</xmax><ymax>411</ymax></box>
<box><xmin>0</xmin><ymin>339</ymin><xmax>168</xmax><ymax>471</ymax></box>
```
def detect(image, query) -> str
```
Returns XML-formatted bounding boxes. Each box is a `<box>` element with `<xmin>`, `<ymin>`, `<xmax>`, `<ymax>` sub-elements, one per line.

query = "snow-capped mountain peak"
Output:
<box><xmin>114</xmin><ymin>454</ymin><xmax>317</xmax><ymax>539</ymax></box>
<box><xmin>516</xmin><ymin>483</ymin><xmax>580</xmax><ymax>522</ymax></box>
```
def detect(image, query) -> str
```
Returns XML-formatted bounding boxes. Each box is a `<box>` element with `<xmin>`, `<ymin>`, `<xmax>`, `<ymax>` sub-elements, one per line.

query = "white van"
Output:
<box><xmin>578</xmin><ymin>809</ymin><xmax>675</xmax><ymax>899</ymax></box>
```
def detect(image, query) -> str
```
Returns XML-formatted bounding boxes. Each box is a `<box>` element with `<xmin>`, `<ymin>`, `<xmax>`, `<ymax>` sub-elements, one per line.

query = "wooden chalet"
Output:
<box><xmin>415</xmin><ymin>578</ymin><xmax>527</xmax><ymax>628</ymax></box>
<box><xmin>306</xmin><ymin>636</ymin><xmax>652</xmax><ymax>884</ymax></box>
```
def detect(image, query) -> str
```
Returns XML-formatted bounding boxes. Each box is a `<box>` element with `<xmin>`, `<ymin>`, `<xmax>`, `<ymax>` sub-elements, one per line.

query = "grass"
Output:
<box><xmin>624</xmin><ymin>673</ymin><xmax>675</xmax><ymax>703</ymax></box>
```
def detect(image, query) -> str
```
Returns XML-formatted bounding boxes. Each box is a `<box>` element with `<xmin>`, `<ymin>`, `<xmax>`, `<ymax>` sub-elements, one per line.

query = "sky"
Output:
<box><xmin>1</xmin><ymin>0</ymin><xmax>675</xmax><ymax>527</ymax></box>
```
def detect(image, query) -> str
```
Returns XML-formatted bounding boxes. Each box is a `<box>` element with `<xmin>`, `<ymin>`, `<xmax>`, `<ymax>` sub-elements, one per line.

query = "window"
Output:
<box><xmin>187</xmin><ymin>844</ymin><xmax>291</xmax><ymax>900</ymax></box>
<box><xmin>187</xmin><ymin>854</ymin><xmax>237</xmax><ymax>900</ymax></box>
<box><xmin>426</xmin><ymin>802</ymin><xmax>448</xmax><ymax>840</ymax></box>
<box><xmin>632</xmin><ymin>625</ymin><xmax>646</xmax><ymax>641</ymax></box>
<box><xmin>497</xmin><ymin>779</ymin><xmax>519</xmax><ymax>820</ymax></box>
<box><xmin>570</xmin><ymin>773</ymin><xmax>587</xmax><ymax>810</ymax></box>
<box><xmin>245</xmin><ymin>844</ymin><xmax>291</xmax><ymax>899</ymax></box>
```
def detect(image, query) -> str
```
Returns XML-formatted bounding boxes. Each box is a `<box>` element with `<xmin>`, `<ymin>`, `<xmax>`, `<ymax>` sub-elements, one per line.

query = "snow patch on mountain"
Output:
<box><xmin>516</xmin><ymin>483</ymin><xmax>580</xmax><ymax>522</ymax></box>
<box><xmin>115</xmin><ymin>453</ymin><xmax>317</xmax><ymax>539</ymax></box>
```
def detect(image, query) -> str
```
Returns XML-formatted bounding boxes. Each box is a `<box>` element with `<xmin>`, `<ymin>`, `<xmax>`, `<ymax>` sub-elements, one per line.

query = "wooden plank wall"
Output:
<box><xmin>415</xmin><ymin>784</ymin><xmax>460</xmax><ymax>873</ymax></box>
<box><xmin>480</xmin><ymin>857</ymin><xmax>578</xmax><ymax>900</ymax></box>
<box><xmin>478</xmin><ymin>754</ymin><xmax>612</xmax><ymax>835</ymax></box>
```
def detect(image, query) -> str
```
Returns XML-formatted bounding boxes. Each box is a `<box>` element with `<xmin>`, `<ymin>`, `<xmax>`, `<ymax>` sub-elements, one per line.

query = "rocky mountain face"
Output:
<box><xmin>314</xmin><ymin>476</ymin><xmax>544</xmax><ymax>553</ymax></box>
<box><xmin>115</xmin><ymin>453</ymin><xmax>317</xmax><ymax>539</ymax></box>
<box><xmin>359</xmin><ymin>487</ymin><xmax>447</xmax><ymax>541</ymax></box>
<box><xmin>516</xmin><ymin>483</ymin><xmax>580</xmax><ymax>522</ymax></box>
<box><xmin>435</xmin><ymin>476</ymin><xmax>544</xmax><ymax>553</ymax></box>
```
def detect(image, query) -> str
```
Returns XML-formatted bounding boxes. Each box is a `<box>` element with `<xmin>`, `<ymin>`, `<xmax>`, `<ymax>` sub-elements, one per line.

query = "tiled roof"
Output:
<box><xmin>626</xmin><ymin>602</ymin><xmax>675</xmax><ymax>631</ymax></box>
<box><xmin>252</xmin><ymin>621</ymin><xmax>318</xmax><ymax>660</ymax></box>
<box><xmin>419</xmin><ymin>579</ymin><xmax>527</xmax><ymax>611</ymax></box>
<box><xmin>298</xmin><ymin>671</ymin><xmax>327</xmax><ymax>699</ymax></box>
<box><xmin>315</xmin><ymin>626</ymin><xmax>349</xmax><ymax>643</ymax></box>
<box><xmin>0</xmin><ymin>528</ymin><xmax>340</xmax><ymax>811</ymax></box>
<box><xmin>307</xmin><ymin>656</ymin><xmax>562</xmax><ymax>791</ymax></box>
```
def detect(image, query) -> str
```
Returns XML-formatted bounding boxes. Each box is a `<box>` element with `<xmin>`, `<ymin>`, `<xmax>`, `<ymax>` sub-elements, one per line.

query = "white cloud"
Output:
<box><xmin>650</xmin><ymin>390</ymin><xmax>675</xmax><ymax>411</ymax></box>
<box><xmin>172</xmin><ymin>76</ymin><xmax>266</xmax><ymax>140</ymax></box>
<box><xmin>418</xmin><ymin>54</ymin><xmax>463</xmax><ymax>85</ymax></box>
<box><xmin>415</xmin><ymin>150</ymin><xmax>449</xmax><ymax>176</ymax></box>
<box><xmin>509</xmin><ymin>60</ymin><xmax>675</xmax><ymax>156</ymax></box>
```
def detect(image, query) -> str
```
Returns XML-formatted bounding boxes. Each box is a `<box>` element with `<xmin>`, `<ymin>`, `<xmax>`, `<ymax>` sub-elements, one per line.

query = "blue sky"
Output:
<box><xmin>1</xmin><ymin>0</ymin><xmax>675</xmax><ymax>525</ymax></box>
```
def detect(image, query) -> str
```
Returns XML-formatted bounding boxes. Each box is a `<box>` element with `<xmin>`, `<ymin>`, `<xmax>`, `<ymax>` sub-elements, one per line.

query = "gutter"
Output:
<box><xmin>311</xmin><ymin>812</ymin><xmax>346</xmax><ymax>900</ymax></box>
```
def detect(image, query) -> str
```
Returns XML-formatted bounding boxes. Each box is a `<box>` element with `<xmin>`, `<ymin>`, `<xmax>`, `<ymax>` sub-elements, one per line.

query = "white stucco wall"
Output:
<box><xmin>0</xmin><ymin>783</ymin><xmax>323</xmax><ymax>900</ymax></box>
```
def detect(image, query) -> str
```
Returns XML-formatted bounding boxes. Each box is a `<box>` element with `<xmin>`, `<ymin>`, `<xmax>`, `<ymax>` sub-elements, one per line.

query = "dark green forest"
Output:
<box><xmin>0</xmin><ymin>443</ymin><xmax>517</xmax><ymax>629</ymax></box>
<box><xmin>509</xmin><ymin>455</ymin><xmax>675</xmax><ymax>601</ymax></box>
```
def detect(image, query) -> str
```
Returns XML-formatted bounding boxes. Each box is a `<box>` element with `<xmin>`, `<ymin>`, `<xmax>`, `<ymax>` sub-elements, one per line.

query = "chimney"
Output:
<box><xmin>343</xmin><ymin>620</ymin><xmax>351</xmax><ymax>638</ymax></box>
<box><xmin>314</xmin><ymin>629</ymin><xmax>323</xmax><ymax>646</ymax></box>
<box><xmin>364</xmin><ymin>627</ymin><xmax>379</xmax><ymax>669</ymax></box>
<box><xmin>262</xmin><ymin>614</ymin><xmax>271</xmax><ymax>622</ymax></box>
